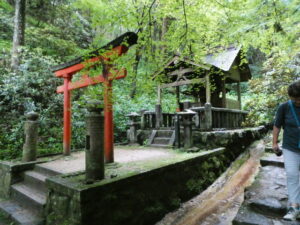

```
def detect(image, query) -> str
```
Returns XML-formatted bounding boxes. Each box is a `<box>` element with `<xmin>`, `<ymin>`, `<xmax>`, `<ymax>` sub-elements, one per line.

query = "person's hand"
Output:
<box><xmin>272</xmin><ymin>143</ymin><xmax>282</xmax><ymax>156</ymax></box>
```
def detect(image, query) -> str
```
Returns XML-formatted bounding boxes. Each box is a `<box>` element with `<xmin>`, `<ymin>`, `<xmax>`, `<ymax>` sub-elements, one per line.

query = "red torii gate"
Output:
<box><xmin>52</xmin><ymin>32</ymin><xmax>138</xmax><ymax>162</ymax></box>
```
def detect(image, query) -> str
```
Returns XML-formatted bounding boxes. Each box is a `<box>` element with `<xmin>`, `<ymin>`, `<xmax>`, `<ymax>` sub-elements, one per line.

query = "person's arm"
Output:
<box><xmin>272</xmin><ymin>103</ymin><xmax>284</xmax><ymax>154</ymax></box>
<box><xmin>272</xmin><ymin>125</ymin><xmax>281</xmax><ymax>152</ymax></box>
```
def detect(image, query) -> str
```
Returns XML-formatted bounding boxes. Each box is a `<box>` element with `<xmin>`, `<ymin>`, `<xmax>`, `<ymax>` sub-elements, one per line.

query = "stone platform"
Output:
<box><xmin>0</xmin><ymin>126</ymin><xmax>268</xmax><ymax>225</ymax></box>
<box><xmin>39</xmin><ymin>146</ymin><xmax>177</xmax><ymax>174</ymax></box>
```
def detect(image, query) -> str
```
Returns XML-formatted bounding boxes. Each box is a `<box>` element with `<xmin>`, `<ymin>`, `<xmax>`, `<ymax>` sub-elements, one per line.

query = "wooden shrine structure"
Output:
<box><xmin>127</xmin><ymin>46</ymin><xmax>252</xmax><ymax>148</ymax></box>
<box><xmin>52</xmin><ymin>32</ymin><xmax>138</xmax><ymax>160</ymax></box>
<box><xmin>155</xmin><ymin>46</ymin><xmax>251</xmax><ymax>110</ymax></box>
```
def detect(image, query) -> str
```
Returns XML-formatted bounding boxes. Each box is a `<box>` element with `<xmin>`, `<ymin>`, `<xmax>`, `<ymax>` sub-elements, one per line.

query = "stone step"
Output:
<box><xmin>0</xmin><ymin>200</ymin><xmax>44</xmax><ymax>225</ymax></box>
<box><xmin>24</xmin><ymin>170</ymin><xmax>48</xmax><ymax>193</ymax></box>
<box><xmin>34</xmin><ymin>164</ymin><xmax>61</xmax><ymax>177</ymax></box>
<box><xmin>11</xmin><ymin>183</ymin><xmax>46</xmax><ymax>214</ymax></box>
<box><xmin>233</xmin><ymin>205</ymin><xmax>295</xmax><ymax>225</ymax></box>
<box><xmin>260</xmin><ymin>153</ymin><xmax>284</xmax><ymax>168</ymax></box>
<box><xmin>153</xmin><ymin>137</ymin><xmax>171</xmax><ymax>145</ymax></box>
<box><xmin>233</xmin><ymin>205</ymin><xmax>274</xmax><ymax>225</ymax></box>
<box><xmin>156</xmin><ymin>130</ymin><xmax>173</xmax><ymax>138</ymax></box>
<box><xmin>158</xmin><ymin>127</ymin><xmax>173</xmax><ymax>130</ymax></box>
<box><xmin>248</xmin><ymin>197</ymin><xmax>287</xmax><ymax>218</ymax></box>
<box><xmin>149</xmin><ymin>144</ymin><xmax>172</xmax><ymax>148</ymax></box>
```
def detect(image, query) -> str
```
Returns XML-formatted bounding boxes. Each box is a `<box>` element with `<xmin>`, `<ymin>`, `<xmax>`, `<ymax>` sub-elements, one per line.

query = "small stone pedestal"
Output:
<box><xmin>178</xmin><ymin>110</ymin><xmax>196</xmax><ymax>149</ymax></box>
<box><xmin>127</xmin><ymin>112</ymin><xmax>141</xmax><ymax>145</ymax></box>
<box><xmin>204</xmin><ymin>103</ymin><xmax>212</xmax><ymax>130</ymax></box>
<box><xmin>85</xmin><ymin>101</ymin><xmax>104</xmax><ymax>183</ymax></box>
<box><xmin>155</xmin><ymin>104</ymin><xmax>162</xmax><ymax>129</ymax></box>
<box><xmin>22</xmin><ymin>112</ymin><xmax>39</xmax><ymax>162</ymax></box>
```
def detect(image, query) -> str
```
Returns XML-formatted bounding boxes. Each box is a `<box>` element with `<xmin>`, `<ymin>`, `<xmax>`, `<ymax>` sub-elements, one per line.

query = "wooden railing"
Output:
<box><xmin>135</xmin><ymin>105</ymin><xmax>247</xmax><ymax>130</ymax></box>
<box><xmin>141</xmin><ymin>111</ymin><xmax>156</xmax><ymax>129</ymax></box>
<box><xmin>190</xmin><ymin>106</ymin><xmax>248</xmax><ymax>130</ymax></box>
<box><xmin>141</xmin><ymin>111</ymin><xmax>175</xmax><ymax>129</ymax></box>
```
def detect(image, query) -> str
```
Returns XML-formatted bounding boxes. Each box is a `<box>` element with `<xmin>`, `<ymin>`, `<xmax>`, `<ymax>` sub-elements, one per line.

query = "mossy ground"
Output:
<box><xmin>67</xmin><ymin>149</ymin><xmax>207</xmax><ymax>187</ymax></box>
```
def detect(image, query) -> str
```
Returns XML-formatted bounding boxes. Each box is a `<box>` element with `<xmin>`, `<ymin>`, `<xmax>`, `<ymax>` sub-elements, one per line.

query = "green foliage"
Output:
<box><xmin>0</xmin><ymin>7</ymin><xmax>13</xmax><ymax>40</ymax></box>
<box><xmin>1</xmin><ymin>0</ymin><xmax>300</xmax><ymax>159</ymax></box>
<box><xmin>0</xmin><ymin>49</ymin><xmax>62</xmax><ymax>156</ymax></box>
<box><xmin>26</xmin><ymin>25</ymin><xmax>80</xmax><ymax>58</ymax></box>
<box><xmin>0</xmin><ymin>0</ymin><xmax>13</xmax><ymax>12</ymax></box>
<box><xmin>244</xmin><ymin>53</ymin><xmax>300</xmax><ymax>126</ymax></box>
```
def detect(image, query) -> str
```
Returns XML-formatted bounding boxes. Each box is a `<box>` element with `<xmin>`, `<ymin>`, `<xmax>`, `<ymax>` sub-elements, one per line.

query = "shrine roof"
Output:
<box><xmin>204</xmin><ymin>46</ymin><xmax>241</xmax><ymax>71</ymax></box>
<box><xmin>154</xmin><ymin>46</ymin><xmax>251</xmax><ymax>82</ymax></box>
<box><xmin>51</xmin><ymin>32</ymin><xmax>138</xmax><ymax>72</ymax></box>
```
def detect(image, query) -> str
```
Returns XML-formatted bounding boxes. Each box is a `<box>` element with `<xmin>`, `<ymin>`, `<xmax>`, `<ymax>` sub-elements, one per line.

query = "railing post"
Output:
<box><xmin>22</xmin><ymin>112</ymin><xmax>39</xmax><ymax>162</ymax></box>
<box><xmin>127</xmin><ymin>112</ymin><xmax>140</xmax><ymax>145</ymax></box>
<box><xmin>85</xmin><ymin>101</ymin><xmax>104</xmax><ymax>183</ymax></box>
<box><xmin>204</xmin><ymin>103</ymin><xmax>212</xmax><ymax>130</ymax></box>
<box><xmin>155</xmin><ymin>104</ymin><xmax>162</xmax><ymax>129</ymax></box>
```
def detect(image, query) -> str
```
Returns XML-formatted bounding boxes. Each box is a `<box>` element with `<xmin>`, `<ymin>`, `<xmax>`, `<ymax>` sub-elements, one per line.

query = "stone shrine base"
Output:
<box><xmin>0</xmin><ymin>126</ymin><xmax>268</xmax><ymax>225</ymax></box>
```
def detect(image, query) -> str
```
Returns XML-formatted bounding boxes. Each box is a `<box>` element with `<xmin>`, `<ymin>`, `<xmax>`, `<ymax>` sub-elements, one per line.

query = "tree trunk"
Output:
<box><xmin>11</xmin><ymin>0</ymin><xmax>26</xmax><ymax>70</ymax></box>
<box><xmin>129</xmin><ymin>48</ymin><xmax>141</xmax><ymax>99</ymax></box>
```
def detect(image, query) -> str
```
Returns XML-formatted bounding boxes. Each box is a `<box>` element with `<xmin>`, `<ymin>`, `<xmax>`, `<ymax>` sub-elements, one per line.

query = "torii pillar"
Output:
<box><xmin>52</xmin><ymin>32</ymin><xmax>138</xmax><ymax>162</ymax></box>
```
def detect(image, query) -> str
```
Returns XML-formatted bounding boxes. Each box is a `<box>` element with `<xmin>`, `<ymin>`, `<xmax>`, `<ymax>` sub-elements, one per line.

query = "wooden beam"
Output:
<box><xmin>54</xmin><ymin>46</ymin><xmax>125</xmax><ymax>77</ymax></box>
<box><xmin>181</xmin><ymin>58</ymin><xmax>210</xmax><ymax>70</ymax></box>
<box><xmin>168</xmin><ymin>68</ymin><xmax>194</xmax><ymax>76</ymax></box>
<box><xmin>176</xmin><ymin>86</ymin><xmax>180</xmax><ymax>108</ymax></box>
<box><xmin>56</xmin><ymin>69</ymin><xmax>126</xmax><ymax>93</ymax></box>
<box><xmin>160</xmin><ymin>78</ymin><xmax>205</xmax><ymax>88</ymax></box>
<box><xmin>157</xmin><ymin>85</ymin><xmax>161</xmax><ymax>105</ymax></box>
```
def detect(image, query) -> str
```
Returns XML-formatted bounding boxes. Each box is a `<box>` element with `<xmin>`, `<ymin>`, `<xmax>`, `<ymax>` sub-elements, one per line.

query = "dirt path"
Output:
<box><xmin>156</xmin><ymin>141</ymin><xmax>265</xmax><ymax>225</ymax></box>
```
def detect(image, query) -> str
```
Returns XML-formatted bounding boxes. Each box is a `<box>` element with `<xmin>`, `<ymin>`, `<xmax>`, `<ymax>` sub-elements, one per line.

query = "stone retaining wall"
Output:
<box><xmin>136</xmin><ymin>126</ymin><xmax>267</xmax><ymax>149</ymax></box>
<box><xmin>46</xmin><ymin>148</ymin><xmax>232</xmax><ymax>225</ymax></box>
<box><xmin>45</xmin><ymin>126</ymin><xmax>268</xmax><ymax>225</ymax></box>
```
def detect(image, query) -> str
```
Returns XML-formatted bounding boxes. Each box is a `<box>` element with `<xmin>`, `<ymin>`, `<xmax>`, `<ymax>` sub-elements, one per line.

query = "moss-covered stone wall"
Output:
<box><xmin>46</xmin><ymin>150</ymin><xmax>238</xmax><ymax>225</ymax></box>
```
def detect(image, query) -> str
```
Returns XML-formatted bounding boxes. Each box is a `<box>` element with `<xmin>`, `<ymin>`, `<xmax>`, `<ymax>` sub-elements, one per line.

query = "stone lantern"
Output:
<box><xmin>127</xmin><ymin>112</ymin><xmax>141</xmax><ymax>145</ymax></box>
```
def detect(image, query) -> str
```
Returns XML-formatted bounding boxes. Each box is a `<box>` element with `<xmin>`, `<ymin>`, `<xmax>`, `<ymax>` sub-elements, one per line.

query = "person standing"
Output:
<box><xmin>273</xmin><ymin>80</ymin><xmax>300</xmax><ymax>221</ymax></box>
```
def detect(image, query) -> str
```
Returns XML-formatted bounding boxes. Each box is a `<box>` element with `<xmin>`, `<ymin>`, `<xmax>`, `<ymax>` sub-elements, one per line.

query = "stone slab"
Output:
<box><xmin>261</xmin><ymin>153</ymin><xmax>284</xmax><ymax>168</ymax></box>
<box><xmin>0</xmin><ymin>200</ymin><xmax>44</xmax><ymax>225</ymax></box>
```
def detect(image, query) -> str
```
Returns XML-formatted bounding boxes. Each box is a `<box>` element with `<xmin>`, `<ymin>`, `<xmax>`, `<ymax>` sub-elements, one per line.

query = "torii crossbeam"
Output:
<box><xmin>52</xmin><ymin>32</ymin><xmax>138</xmax><ymax>162</ymax></box>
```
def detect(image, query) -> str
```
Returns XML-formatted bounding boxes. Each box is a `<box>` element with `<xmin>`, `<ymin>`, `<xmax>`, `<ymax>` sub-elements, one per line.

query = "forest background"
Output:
<box><xmin>0</xmin><ymin>0</ymin><xmax>299</xmax><ymax>159</ymax></box>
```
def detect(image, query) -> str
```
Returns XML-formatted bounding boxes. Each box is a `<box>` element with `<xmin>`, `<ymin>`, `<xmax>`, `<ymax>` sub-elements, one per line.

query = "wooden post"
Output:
<box><xmin>157</xmin><ymin>85</ymin><xmax>162</xmax><ymax>105</ymax></box>
<box><xmin>206</xmin><ymin>73</ymin><xmax>211</xmax><ymax>104</ymax></box>
<box><xmin>176</xmin><ymin>86</ymin><xmax>180</xmax><ymax>109</ymax></box>
<box><xmin>237</xmin><ymin>81</ymin><xmax>242</xmax><ymax>110</ymax></box>
<box><xmin>104</xmin><ymin>80</ymin><xmax>114</xmax><ymax>163</ymax></box>
<box><xmin>63</xmin><ymin>75</ymin><xmax>72</xmax><ymax>156</ymax></box>
<box><xmin>221</xmin><ymin>78</ymin><xmax>226</xmax><ymax>108</ymax></box>
<box><xmin>205</xmin><ymin>103</ymin><xmax>212</xmax><ymax>130</ymax></box>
